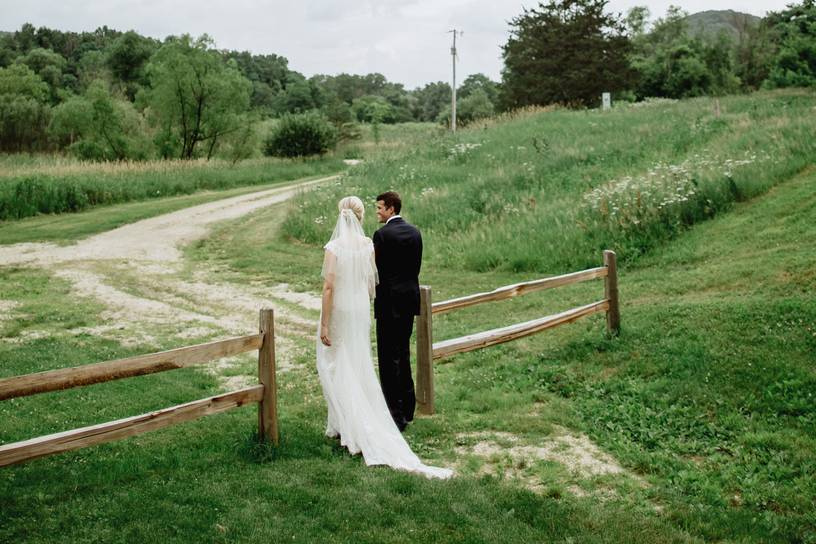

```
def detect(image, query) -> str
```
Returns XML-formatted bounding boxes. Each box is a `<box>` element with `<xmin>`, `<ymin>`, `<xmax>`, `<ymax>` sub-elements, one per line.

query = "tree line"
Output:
<box><xmin>0</xmin><ymin>0</ymin><xmax>813</xmax><ymax>160</ymax></box>
<box><xmin>501</xmin><ymin>0</ymin><xmax>816</xmax><ymax>108</ymax></box>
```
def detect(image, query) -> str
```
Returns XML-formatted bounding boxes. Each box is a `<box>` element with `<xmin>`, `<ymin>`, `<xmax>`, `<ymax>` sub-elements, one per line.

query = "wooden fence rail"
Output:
<box><xmin>415</xmin><ymin>250</ymin><xmax>620</xmax><ymax>415</ymax></box>
<box><xmin>0</xmin><ymin>309</ymin><xmax>278</xmax><ymax>468</ymax></box>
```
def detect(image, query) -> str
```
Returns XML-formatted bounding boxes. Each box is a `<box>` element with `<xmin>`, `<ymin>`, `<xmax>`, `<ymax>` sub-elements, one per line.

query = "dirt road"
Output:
<box><xmin>0</xmin><ymin>175</ymin><xmax>336</xmax><ymax>383</ymax></box>
<box><xmin>0</xmin><ymin>176</ymin><xmax>335</xmax><ymax>266</ymax></box>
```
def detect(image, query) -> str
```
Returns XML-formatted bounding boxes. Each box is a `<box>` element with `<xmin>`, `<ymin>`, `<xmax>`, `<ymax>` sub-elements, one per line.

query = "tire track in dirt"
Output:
<box><xmin>0</xmin><ymin>175</ymin><xmax>337</xmax><ymax>382</ymax></box>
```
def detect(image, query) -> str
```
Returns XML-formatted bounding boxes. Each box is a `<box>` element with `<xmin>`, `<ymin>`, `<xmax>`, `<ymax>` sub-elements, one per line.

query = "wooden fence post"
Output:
<box><xmin>603</xmin><ymin>250</ymin><xmax>620</xmax><ymax>336</ymax></box>
<box><xmin>258</xmin><ymin>308</ymin><xmax>278</xmax><ymax>445</ymax></box>
<box><xmin>416</xmin><ymin>286</ymin><xmax>435</xmax><ymax>415</ymax></box>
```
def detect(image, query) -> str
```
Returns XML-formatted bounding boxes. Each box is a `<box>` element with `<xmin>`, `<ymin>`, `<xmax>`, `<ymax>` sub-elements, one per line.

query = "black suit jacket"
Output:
<box><xmin>372</xmin><ymin>217</ymin><xmax>422</xmax><ymax>319</ymax></box>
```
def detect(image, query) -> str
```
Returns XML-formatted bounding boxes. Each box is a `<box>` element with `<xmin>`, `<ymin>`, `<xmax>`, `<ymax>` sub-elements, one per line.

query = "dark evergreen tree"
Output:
<box><xmin>501</xmin><ymin>0</ymin><xmax>635</xmax><ymax>108</ymax></box>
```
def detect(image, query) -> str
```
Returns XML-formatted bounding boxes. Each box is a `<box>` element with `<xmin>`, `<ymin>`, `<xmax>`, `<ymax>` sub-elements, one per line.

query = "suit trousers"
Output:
<box><xmin>375</xmin><ymin>314</ymin><xmax>416</xmax><ymax>427</ymax></box>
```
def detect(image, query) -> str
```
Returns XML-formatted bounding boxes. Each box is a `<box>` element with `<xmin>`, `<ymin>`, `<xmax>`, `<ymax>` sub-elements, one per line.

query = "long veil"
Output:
<box><xmin>321</xmin><ymin>208</ymin><xmax>378</xmax><ymax>299</ymax></box>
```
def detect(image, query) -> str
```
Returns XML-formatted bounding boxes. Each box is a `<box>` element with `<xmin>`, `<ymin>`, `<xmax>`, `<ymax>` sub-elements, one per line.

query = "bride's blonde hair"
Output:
<box><xmin>338</xmin><ymin>196</ymin><xmax>364</xmax><ymax>222</ymax></box>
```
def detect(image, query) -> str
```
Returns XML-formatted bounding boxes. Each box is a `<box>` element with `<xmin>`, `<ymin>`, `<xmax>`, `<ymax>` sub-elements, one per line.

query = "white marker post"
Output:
<box><xmin>602</xmin><ymin>92</ymin><xmax>611</xmax><ymax>111</ymax></box>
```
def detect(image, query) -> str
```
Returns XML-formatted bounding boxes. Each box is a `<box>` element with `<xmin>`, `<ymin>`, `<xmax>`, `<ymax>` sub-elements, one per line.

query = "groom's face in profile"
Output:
<box><xmin>376</xmin><ymin>200</ymin><xmax>395</xmax><ymax>224</ymax></box>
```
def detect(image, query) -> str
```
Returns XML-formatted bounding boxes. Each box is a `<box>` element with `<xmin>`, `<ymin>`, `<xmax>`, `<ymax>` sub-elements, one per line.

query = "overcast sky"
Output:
<box><xmin>0</xmin><ymin>0</ymin><xmax>793</xmax><ymax>89</ymax></box>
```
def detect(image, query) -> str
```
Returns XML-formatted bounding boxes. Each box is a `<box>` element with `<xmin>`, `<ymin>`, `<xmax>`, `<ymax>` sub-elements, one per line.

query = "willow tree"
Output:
<box><xmin>145</xmin><ymin>35</ymin><xmax>251</xmax><ymax>159</ymax></box>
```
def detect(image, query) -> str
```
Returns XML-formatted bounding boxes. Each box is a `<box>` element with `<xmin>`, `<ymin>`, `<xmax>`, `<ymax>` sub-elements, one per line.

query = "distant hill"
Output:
<box><xmin>685</xmin><ymin>10</ymin><xmax>761</xmax><ymax>42</ymax></box>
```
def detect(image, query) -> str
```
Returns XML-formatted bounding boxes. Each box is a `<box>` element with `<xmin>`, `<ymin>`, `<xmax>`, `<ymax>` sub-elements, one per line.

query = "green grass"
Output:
<box><xmin>0</xmin><ymin>177</ymin><xmax>328</xmax><ymax>245</ymax></box>
<box><xmin>0</xmin><ymin>155</ymin><xmax>344</xmax><ymax>222</ymax></box>
<box><xmin>1</xmin><ymin>93</ymin><xmax>814</xmax><ymax>542</ymax></box>
<box><xmin>0</xmin><ymin>121</ymin><xmax>440</xmax><ymax>224</ymax></box>
<box><xmin>282</xmin><ymin>89</ymin><xmax>816</xmax><ymax>274</ymax></box>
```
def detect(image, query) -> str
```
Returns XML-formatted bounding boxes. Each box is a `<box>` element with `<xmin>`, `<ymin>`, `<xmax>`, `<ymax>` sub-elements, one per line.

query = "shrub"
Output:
<box><xmin>264</xmin><ymin>112</ymin><xmax>338</xmax><ymax>158</ymax></box>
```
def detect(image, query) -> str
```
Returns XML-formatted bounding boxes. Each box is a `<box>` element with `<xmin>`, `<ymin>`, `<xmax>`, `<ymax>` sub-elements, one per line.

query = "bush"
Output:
<box><xmin>264</xmin><ymin>112</ymin><xmax>338</xmax><ymax>158</ymax></box>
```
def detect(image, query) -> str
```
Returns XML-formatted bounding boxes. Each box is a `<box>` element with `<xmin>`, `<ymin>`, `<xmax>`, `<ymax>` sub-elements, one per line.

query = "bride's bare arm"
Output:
<box><xmin>320</xmin><ymin>250</ymin><xmax>337</xmax><ymax>346</ymax></box>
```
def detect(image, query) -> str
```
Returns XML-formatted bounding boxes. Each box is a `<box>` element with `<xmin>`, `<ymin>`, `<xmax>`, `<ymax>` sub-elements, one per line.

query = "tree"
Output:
<box><xmin>17</xmin><ymin>47</ymin><xmax>67</xmax><ymax>102</ymax></box>
<box><xmin>458</xmin><ymin>73</ymin><xmax>499</xmax><ymax>107</ymax></box>
<box><xmin>106</xmin><ymin>31</ymin><xmax>156</xmax><ymax>99</ymax></box>
<box><xmin>629</xmin><ymin>6</ymin><xmax>741</xmax><ymax>98</ymax></box>
<box><xmin>224</xmin><ymin>50</ymin><xmax>290</xmax><ymax>111</ymax></box>
<box><xmin>144</xmin><ymin>35</ymin><xmax>252</xmax><ymax>159</ymax></box>
<box><xmin>623</xmin><ymin>6</ymin><xmax>650</xmax><ymax>37</ymax></box>
<box><xmin>412</xmin><ymin>81</ymin><xmax>451</xmax><ymax>122</ymax></box>
<box><xmin>735</xmin><ymin>19</ymin><xmax>775</xmax><ymax>89</ymax></box>
<box><xmin>48</xmin><ymin>93</ymin><xmax>93</xmax><ymax>147</ymax></box>
<box><xmin>271</xmin><ymin>74</ymin><xmax>320</xmax><ymax>115</ymax></box>
<box><xmin>49</xmin><ymin>80</ymin><xmax>149</xmax><ymax>160</ymax></box>
<box><xmin>78</xmin><ymin>50</ymin><xmax>109</xmax><ymax>89</ymax></box>
<box><xmin>438</xmin><ymin>88</ymin><xmax>495</xmax><ymax>127</ymax></box>
<box><xmin>0</xmin><ymin>63</ymin><xmax>51</xmax><ymax>151</ymax></box>
<box><xmin>264</xmin><ymin>111</ymin><xmax>337</xmax><ymax>157</ymax></box>
<box><xmin>351</xmin><ymin>95</ymin><xmax>396</xmax><ymax>123</ymax></box>
<box><xmin>763</xmin><ymin>0</ymin><xmax>816</xmax><ymax>88</ymax></box>
<box><xmin>501</xmin><ymin>0</ymin><xmax>635</xmax><ymax>108</ymax></box>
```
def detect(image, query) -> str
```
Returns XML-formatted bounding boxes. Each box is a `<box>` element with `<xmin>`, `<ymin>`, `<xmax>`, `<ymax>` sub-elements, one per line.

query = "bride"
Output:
<box><xmin>315</xmin><ymin>196</ymin><xmax>453</xmax><ymax>480</ymax></box>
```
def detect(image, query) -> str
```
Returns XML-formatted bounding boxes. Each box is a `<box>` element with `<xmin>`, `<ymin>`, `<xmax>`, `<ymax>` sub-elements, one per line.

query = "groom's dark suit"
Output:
<box><xmin>373</xmin><ymin>216</ymin><xmax>422</xmax><ymax>431</ymax></box>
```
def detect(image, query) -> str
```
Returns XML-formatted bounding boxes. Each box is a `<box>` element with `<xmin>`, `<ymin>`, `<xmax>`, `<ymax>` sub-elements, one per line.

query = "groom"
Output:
<box><xmin>373</xmin><ymin>191</ymin><xmax>422</xmax><ymax>432</ymax></box>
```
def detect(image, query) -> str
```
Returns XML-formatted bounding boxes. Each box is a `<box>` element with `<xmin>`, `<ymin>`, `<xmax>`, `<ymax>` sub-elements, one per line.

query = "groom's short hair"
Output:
<box><xmin>376</xmin><ymin>191</ymin><xmax>401</xmax><ymax>214</ymax></box>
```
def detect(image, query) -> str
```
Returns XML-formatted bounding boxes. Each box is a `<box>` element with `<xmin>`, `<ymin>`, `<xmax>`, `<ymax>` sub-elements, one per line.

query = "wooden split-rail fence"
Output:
<box><xmin>0</xmin><ymin>251</ymin><xmax>619</xmax><ymax>467</ymax></box>
<box><xmin>414</xmin><ymin>250</ymin><xmax>620</xmax><ymax>415</ymax></box>
<box><xmin>0</xmin><ymin>309</ymin><xmax>278</xmax><ymax>467</ymax></box>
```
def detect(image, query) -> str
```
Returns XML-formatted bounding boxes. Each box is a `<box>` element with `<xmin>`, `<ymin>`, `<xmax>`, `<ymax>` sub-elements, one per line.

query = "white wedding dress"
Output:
<box><xmin>315</xmin><ymin>210</ymin><xmax>453</xmax><ymax>480</ymax></box>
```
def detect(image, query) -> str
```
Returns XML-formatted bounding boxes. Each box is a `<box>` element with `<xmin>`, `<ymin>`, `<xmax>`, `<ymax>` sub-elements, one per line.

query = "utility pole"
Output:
<box><xmin>448</xmin><ymin>29</ymin><xmax>462</xmax><ymax>133</ymax></box>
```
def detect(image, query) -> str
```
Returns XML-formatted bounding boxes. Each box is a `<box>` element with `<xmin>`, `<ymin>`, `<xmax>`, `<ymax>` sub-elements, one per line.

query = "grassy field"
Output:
<box><xmin>283</xmin><ymin>89</ymin><xmax>816</xmax><ymax>274</ymax></box>
<box><xmin>0</xmin><ymin>122</ymin><xmax>442</xmax><ymax>224</ymax></box>
<box><xmin>1</xmin><ymin>91</ymin><xmax>814</xmax><ymax>543</ymax></box>
<box><xmin>0</xmin><ymin>156</ymin><xmax>344</xmax><ymax>222</ymax></box>
<box><xmin>0</xmin><ymin>177</ymin><xmax>326</xmax><ymax>245</ymax></box>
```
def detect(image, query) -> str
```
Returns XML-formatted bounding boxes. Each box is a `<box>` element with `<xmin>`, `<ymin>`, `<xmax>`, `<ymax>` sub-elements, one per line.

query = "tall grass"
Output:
<box><xmin>0</xmin><ymin>156</ymin><xmax>344</xmax><ymax>221</ymax></box>
<box><xmin>282</xmin><ymin>89</ymin><xmax>816</xmax><ymax>273</ymax></box>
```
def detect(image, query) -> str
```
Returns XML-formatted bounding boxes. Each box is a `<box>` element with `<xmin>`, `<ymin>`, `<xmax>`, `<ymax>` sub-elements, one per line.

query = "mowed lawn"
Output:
<box><xmin>1</xmin><ymin>154</ymin><xmax>814</xmax><ymax>544</ymax></box>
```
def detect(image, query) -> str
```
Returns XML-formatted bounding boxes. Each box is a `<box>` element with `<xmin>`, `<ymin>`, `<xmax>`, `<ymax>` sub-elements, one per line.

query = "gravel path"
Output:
<box><xmin>1</xmin><ymin>175</ymin><xmax>336</xmax><ymax>377</ymax></box>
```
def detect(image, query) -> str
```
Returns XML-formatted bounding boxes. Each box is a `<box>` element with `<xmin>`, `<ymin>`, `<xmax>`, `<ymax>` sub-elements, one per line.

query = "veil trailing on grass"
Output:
<box><xmin>315</xmin><ymin>206</ymin><xmax>452</xmax><ymax>480</ymax></box>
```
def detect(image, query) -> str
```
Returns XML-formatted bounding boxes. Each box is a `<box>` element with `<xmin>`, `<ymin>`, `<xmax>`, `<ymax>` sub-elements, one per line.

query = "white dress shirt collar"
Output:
<box><xmin>385</xmin><ymin>215</ymin><xmax>402</xmax><ymax>224</ymax></box>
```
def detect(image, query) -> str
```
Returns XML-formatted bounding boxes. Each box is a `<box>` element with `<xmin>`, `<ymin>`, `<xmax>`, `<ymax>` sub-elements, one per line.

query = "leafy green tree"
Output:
<box><xmin>351</xmin><ymin>95</ymin><xmax>396</xmax><ymax>123</ymax></box>
<box><xmin>264</xmin><ymin>111</ymin><xmax>337</xmax><ymax>157</ymax></box>
<box><xmin>223</xmin><ymin>114</ymin><xmax>261</xmax><ymax>164</ymax></box>
<box><xmin>735</xmin><ymin>20</ymin><xmax>775</xmax><ymax>89</ymax></box>
<box><xmin>623</xmin><ymin>5</ymin><xmax>650</xmax><ymax>37</ymax></box>
<box><xmin>224</xmin><ymin>51</ymin><xmax>290</xmax><ymax>111</ymax></box>
<box><xmin>0</xmin><ymin>63</ymin><xmax>51</xmax><ymax>151</ymax></box>
<box><xmin>17</xmin><ymin>47</ymin><xmax>67</xmax><ymax>101</ymax></box>
<box><xmin>0</xmin><ymin>42</ymin><xmax>13</xmax><ymax>68</ymax></box>
<box><xmin>106</xmin><ymin>31</ymin><xmax>156</xmax><ymax>99</ymax></box>
<box><xmin>78</xmin><ymin>50</ymin><xmax>109</xmax><ymax>89</ymax></box>
<box><xmin>412</xmin><ymin>81</ymin><xmax>451</xmax><ymax>122</ymax></box>
<box><xmin>458</xmin><ymin>73</ymin><xmax>499</xmax><ymax>107</ymax></box>
<box><xmin>49</xmin><ymin>81</ymin><xmax>149</xmax><ymax>160</ymax></box>
<box><xmin>323</xmin><ymin>96</ymin><xmax>361</xmax><ymax>142</ymax></box>
<box><xmin>144</xmin><ymin>35</ymin><xmax>252</xmax><ymax>159</ymax></box>
<box><xmin>629</xmin><ymin>6</ymin><xmax>741</xmax><ymax>98</ymax></box>
<box><xmin>438</xmin><ymin>88</ymin><xmax>495</xmax><ymax>127</ymax></box>
<box><xmin>501</xmin><ymin>0</ymin><xmax>635</xmax><ymax>108</ymax></box>
<box><xmin>763</xmin><ymin>0</ymin><xmax>816</xmax><ymax>88</ymax></box>
<box><xmin>48</xmin><ymin>93</ymin><xmax>93</xmax><ymax>146</ymax></box>
<box><xmin>272</xmin><ymin>74</ymin><xmax>320</xmax><ymax>115</ymax></box>
<box><xmin>311</xmin><ymin>72</ymin><xmax>412</xmax><ymax>120</ymax></box>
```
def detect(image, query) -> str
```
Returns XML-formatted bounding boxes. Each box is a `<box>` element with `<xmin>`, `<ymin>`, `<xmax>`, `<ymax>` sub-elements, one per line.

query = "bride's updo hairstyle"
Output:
<box><xmin>338</xmin><ymin>196</ymin><xmax>364</xmax><ymax>222</ymax></box>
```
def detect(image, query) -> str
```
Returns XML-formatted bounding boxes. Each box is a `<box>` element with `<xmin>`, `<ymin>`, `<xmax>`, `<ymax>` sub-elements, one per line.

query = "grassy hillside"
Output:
<box><xmin>1</xmin><ymin>90</ymin><xmax>814</xmax><ymax>542</ymax></box>
<box><xmin>281</xmin><ymin>90</ymin><xmax>816</xmax><ymax>275</ymax></box>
